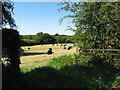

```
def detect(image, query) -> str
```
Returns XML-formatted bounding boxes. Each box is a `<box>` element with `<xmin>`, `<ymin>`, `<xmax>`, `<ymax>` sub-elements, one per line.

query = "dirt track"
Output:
<box><xmin>20</xmin><ymin>44</ymin><xmax>76</xmax><ymax>68</ymax></box>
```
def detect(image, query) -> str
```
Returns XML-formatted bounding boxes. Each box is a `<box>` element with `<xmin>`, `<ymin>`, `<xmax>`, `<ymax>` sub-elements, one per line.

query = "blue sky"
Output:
<box><xmin>13</xmin><ymin>2</ymin><xmax>75</xmax><ymax>35</ymax></box>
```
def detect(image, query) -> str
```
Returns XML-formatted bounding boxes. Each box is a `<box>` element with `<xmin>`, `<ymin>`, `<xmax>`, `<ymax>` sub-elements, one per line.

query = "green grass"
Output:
<box><xmin>4</xmin><ymin>55</ymin><xmax>120</xmax><ymax>88</ymax></box>
<box><xmin>47</xmin><ymin>55</ymin><xmax>74</xmax><ymax>70</ymax></box>
<box><xmin>16</xmin><ymin>55</ymin><xmax>120</xmax><ymax>88</ymax></box>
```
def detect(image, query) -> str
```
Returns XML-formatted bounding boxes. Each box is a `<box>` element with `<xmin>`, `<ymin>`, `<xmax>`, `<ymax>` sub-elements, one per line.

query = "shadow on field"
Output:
<box><xmin>20</xmin><ymin>52</ymin><xmax>47</xmax><ymax>56</ymax></box>
<box><xmin>19</xmin><ymin>64</ymin><xmax>120</xmax><ymax>88</ymax></box>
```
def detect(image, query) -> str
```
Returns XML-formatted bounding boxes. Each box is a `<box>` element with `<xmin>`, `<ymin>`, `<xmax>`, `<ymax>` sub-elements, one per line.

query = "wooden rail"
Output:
<box><xmin>74</xmin><ymin>49</ymin><xmax>120</xmax><ymax>66</ymax></box>
<box><xmin>79</xmin><ymin>51</ymin><xmax>120</xmax><ymax>56</ymax></box>
<box><xmin>87</xmin><ymin>49</ymin><xmax>120</xmax><ymax>51</ymax></box>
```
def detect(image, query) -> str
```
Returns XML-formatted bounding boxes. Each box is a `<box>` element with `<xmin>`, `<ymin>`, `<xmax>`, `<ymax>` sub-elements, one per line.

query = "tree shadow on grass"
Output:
<box><xmin>18</xmin><ymin>64</ymin><xmax>120</xmax><ymax>88</ymax></box>
<box><xmin>20</xmin><ymin>52</ymin><xmax>47</xmax><ymax>56</ymax></box>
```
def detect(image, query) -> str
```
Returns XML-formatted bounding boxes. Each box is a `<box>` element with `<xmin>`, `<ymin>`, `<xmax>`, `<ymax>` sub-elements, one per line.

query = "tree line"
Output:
<box><xmin>20</xmin><ymin>32</ymin><xmax>74</xmax><ymax>46</ymax></box>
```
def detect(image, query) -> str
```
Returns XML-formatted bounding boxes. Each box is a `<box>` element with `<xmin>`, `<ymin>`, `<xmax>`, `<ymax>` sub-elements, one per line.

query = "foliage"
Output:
<box><xmin>2</xmin><ymin>28</ymin><xmax>21</xmax><ymax>88</ymax></box>
<box><xmin>52</xmin><ymin>34</ymin><xmax>74</xmax><ymax>43</ymax></box>
<box><xmin>76</xmin><ymin>49</ymin><xmax>120</xmax><ymax>67</ymax></box>
<box><xmin>88</xmin><ymin>55</ymin><xmax>106</xmax><ymax>66</ymax></box>
<box><xmin>2</xmin><ymin>28</ymin><xmax>21</xmax><ymax>70</ymax></box>
<box><xmin>20</xmin><ymin>32</ymin><xmax>74</xmax><ymax>46</ymax></box>
<box><xmin>112</xmin><ymin>75</ymin><xmax>120</xmax><ymax>87</ymax></box>
<box><xmin>1</xmin><ymin>2</ymin><xmax>17</xmax><ymax>28</ymax></box>
<box><xmin>21</xmin><ymin>35</ymin><xmax>35</xmax><ymax>40</ymax></box>
<box><xmin>1</xmin><ymin>2</ymin><xmax>21</xmax><ymax>88</ymax></box>
<box><xmin>21</xmin><ymin>39</ymin><xmax>37</xmax><ymax>46</ymax></box>
<box><xmin>35</xmin><ymin>32</ymin><xmax>56</xmax><ymax>44</ymax></box>
<box><xmin>59</xmin><ymin>2</ymin><xmax>120</xmax><ymax>49</ymax></box>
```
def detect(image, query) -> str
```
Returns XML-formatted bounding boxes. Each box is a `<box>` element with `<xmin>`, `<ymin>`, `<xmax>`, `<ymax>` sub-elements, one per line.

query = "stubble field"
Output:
<box><xmin>20</xmin><ymin>44</ymin><xmax>76</xmax><ymax>68</ymax></box>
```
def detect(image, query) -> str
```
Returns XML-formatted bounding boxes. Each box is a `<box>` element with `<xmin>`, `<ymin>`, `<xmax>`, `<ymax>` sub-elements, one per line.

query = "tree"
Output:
<box><xmin>35</xmin><ymin>32</ymin><xmax>56</xmax><ymax>44</ymax></box>
<box><xmin>2</xmin><ymin>28</ymin><xmax>21</xmax><ymax>88</ymax></box>
<box><xmin>35</xmin><ymin>32</ymin><xmax>44</xmax><ymax>44</ymax></box>
<box><xmin>1</xmin><ymin>2</ymin><xmax>21</xmax><ymax>88</ymax></box>
<box><xmin>2</xmin><ymin>28</ymin><xmax>21</xmax><ymax>70</ymax></box>
<box><xmin>55</xmin><ymin>33</ymin><xmax>59</xmax><ymax>36</ymax></box>
<box><xmin>1</xmin><ymin>1</ymin><xmax>17</xmax><ymax>28</ymax></box>
<box><xmin>43</xmin><ymin>33</ymin><xmax>56</xmax><ymax>44</ymax></box>
<box><xmin>59</xmin><ymin>2</ymin><xmax>120</xmax><ymax>49</ymax></box>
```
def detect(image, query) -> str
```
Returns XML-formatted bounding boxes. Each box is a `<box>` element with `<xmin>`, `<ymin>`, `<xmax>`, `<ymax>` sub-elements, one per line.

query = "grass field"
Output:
<box><xmin>3</xmin><ymin>44</ymin><xmax>120</xmax><ymax>88</ymax></box>
<box><xmin>20</xmin><ymin>44</ymin><xmax>76</xmax><ymax>68</ymax></box>
<box><xmin>19</xmin><ymin>55</ymin><xmax>120</xmax><ymax>88</ymax></box>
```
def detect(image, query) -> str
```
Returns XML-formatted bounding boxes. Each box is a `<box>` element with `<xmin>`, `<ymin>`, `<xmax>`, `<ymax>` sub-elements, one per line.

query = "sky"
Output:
<box><xmin>13</xmin><ymin>2</ymin><xmax>75</xmax><ymax>35</ymax></box>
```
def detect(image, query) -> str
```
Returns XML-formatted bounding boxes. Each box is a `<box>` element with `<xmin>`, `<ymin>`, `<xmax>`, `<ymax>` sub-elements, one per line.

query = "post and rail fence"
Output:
<box><xmin>74</xmin><ymin>48</ymin><xmax>120</xmax><ymax>66</ymax></box>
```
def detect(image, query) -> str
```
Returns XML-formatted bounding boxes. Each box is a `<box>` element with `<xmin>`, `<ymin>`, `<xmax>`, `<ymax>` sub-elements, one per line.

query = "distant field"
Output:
<box><xmin>20</xmin><ymin>44</ymin><xmax>76</xmax><ymax>68</ymax></box>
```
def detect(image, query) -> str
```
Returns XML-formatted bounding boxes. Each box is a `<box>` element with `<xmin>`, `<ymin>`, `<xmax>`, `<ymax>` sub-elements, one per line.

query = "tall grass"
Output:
<box><xmin>47</xmin><ymin>55</ymin><xmax>74</xmax><ymax>70</ymax></box>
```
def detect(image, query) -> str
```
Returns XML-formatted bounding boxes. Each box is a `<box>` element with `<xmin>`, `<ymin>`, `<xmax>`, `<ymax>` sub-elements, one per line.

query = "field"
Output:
<box><xmin>3</xmin><ymin>44</ymin><xmax>120</xmax><ymax>88</ymax></box>
<box><xmin>20</xmin><ymin>52</ymin><xmax>120</xmax><ymax>88</ymax></box>
<box><xmin>20</xmin><ymin>44</ymin><xmax>76</xmax><ymax>68</ymax></box>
